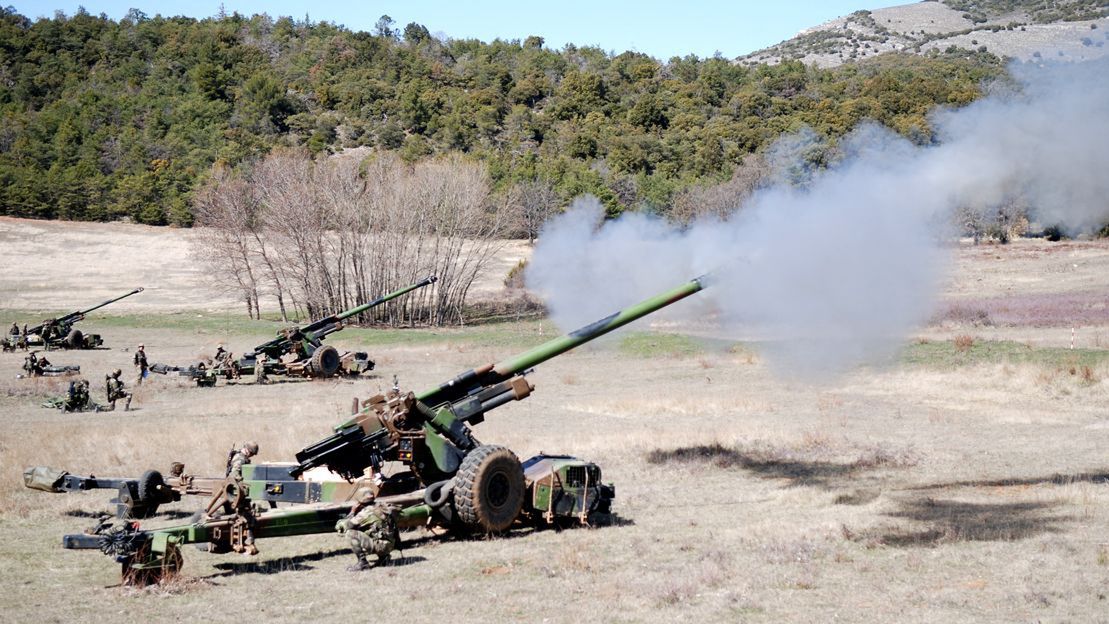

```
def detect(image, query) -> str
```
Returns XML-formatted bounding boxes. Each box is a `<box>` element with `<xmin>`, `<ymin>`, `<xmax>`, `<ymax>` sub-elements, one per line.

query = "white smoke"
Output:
<box><xmin>526</xmin><ymin>58</ymin><xmax>1109</xmax><ymax>378</ymax></box>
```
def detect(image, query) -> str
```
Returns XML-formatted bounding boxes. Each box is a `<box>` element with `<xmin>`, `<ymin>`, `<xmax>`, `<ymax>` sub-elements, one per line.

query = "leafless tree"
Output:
<box><xmin>670</xmin><ymin>154</ymin><xmax>770</xmax><ymax>225</ymax></box>
<box><xmin>506</xmin><ymin>178</ymin><xmax>561</xmax><ymax>243</ymax></box>
<box><xmin>191</xmin><ymin>150</ymin><xmax>508</xmax><ymax>326</ymax></box>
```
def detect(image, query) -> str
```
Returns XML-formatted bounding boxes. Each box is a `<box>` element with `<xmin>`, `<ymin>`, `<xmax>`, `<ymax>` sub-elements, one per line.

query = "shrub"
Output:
<box><xmin>954</xmin><ymin>335</ymin><xmax>975</xmax><ymax>352</ymax></box>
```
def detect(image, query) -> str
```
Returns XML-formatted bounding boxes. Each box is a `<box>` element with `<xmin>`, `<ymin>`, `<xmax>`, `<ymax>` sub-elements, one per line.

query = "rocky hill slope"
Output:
<box><xmin>741</xmin><ymin>0</ymin><xmax>1109</xmax><ymax>67</ymax></box>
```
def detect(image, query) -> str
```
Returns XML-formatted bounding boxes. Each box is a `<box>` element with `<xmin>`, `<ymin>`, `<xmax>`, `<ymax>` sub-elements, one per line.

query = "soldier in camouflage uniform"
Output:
<box><xmin>133</xmin><ymin>344</ymin><xmax>148</xmax><ymax>385</ymax></box>
<box><xmin>254</xmin><ymin>352</ymin><xmax>269</xmax><ymax>384</ymax></box>
<box><xmin>105</xmin><ymin>369</ymin><xmax>132</xmax><ymax>411</ymax></box>
<box><xmin>63</xmin><ymin>379</ymin><xmax>93</xmax><ymax>412</ymax></box>
<box><xmin>225</xmin><ymin>441</ymin><xmax>259</xmax><ymax>555</ymax></box>
<box><xmin>335</xmin><ymin>488</ymin><xmax>398</xmax><ymax>572</ymax></box>
<box><xmin>226</xmin><ymin>441</ymin><xmax>258</xmax><ymax>480</ymax></box>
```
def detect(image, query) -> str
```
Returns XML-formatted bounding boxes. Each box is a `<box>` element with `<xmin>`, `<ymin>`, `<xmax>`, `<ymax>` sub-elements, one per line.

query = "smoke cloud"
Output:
<box><xmin>526</xmin><ymin>59</ymin><xmax>1109</xmax><ymax>379</ymax></box>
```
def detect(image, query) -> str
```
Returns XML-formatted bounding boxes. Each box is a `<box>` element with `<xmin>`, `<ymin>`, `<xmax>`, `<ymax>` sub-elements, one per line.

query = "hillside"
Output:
<box><xmin>0</xmin><ymin>8</ymin><xmax>1003</xmax><ymax>225</ymax></box>
<box><xmin>742</xmin><ymin>0</ymin><xmax>1109</xmax><ymax>67</ymax></box>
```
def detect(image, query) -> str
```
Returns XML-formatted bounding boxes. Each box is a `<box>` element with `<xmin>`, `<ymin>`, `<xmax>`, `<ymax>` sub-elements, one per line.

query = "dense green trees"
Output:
<box><xmin>0</xmin><ymin>8</ymin><xmax>1004</xmax><ymax>224</ymax></box>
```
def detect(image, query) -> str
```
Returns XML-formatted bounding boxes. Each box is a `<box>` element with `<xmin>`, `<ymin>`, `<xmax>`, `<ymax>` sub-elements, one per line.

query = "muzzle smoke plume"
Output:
<box><xmin>526</xmin><ymin>59</ymin><xmax>1109</xmax><ymax>378</ymax></box>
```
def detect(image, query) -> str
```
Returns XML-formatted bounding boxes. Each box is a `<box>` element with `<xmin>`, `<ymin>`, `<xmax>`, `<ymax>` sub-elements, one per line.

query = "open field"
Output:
<box><xmin>1</xmin><ymin>219</ymin><xmax>1108</xmax><ymax>623</ymax></box>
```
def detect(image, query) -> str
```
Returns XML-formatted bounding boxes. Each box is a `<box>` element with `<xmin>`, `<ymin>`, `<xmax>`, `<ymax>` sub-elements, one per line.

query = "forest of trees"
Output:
<box><xmin>0</xmin><ymin>7</ymin><xmax>1006</xmax><ymax>226</ymax></box>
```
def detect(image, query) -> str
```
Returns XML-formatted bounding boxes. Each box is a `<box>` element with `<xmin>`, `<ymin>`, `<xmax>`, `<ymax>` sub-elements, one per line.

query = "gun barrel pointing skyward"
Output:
<box><xmin>414</xmin><ymin>274</ymin><xmax>710</xmax><ymax>406</ymax></box>
<box><xmin>335</xmin><ymin>275</ymin><xmax>438</xmax><ymax>321</ymax></box>
<box><xmin>74</xmin><ymin>288</ymin><xmax>145</xmax><ymax>317</ymax></box>
<box><xmin>26</xmin><ymin>287</ymin><xmax>144</xmax><ymax>333</ymax></box>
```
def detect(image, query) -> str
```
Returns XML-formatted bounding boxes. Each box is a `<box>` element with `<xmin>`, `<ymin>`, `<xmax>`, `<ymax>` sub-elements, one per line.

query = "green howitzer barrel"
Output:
<box><xmin>248</xmin><ymin>276</ymin><xmax>437</xmax><ymax>359</ymax></box>
<box><xmin>25</xmin><ymin>288</ymin><xmax>144</xmax><ymax>335</ymax></box>
<box><xmin>292</xmin><ymin>274</ymin><xmax>710</xmax><ymax>480</ymax></box>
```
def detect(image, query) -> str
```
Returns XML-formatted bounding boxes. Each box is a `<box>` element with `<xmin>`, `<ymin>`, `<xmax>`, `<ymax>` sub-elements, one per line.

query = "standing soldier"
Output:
<box><xmin>254</xmin><ymin>352</ymin><xmax>269</xmax><ymax>384</ymax></box>
<box><xmin>105</xmin><ymin>369</ymin><xmax>132</xmax><ymax>411</ymax></box>
<box><xmin>4</xmin><ymin>322</ymin><xmax>17</xmax><ymax>352</ymax></box>
<box><xmin>335</xmin><ymin>488</ymin><xmax>398</xmax><ymax>572</ymax></box>
<box><xmin>133</xmin><ymin>344</ymin><xmax>148</xmax><ymax>385</ymax></box>
<box><xmin>225</xmin><ymin>441</ymin><xmax>259</xmax><ymax>555</ymax></box>
<box><xmin>20</xmin><ymin>323</ymin><xmax>28</xmax><ymax>350</ymax></box>
<box><xmin>41</xmin><ymin>319</ymin><xmax>55</xmax><ymax>343</ymax></box>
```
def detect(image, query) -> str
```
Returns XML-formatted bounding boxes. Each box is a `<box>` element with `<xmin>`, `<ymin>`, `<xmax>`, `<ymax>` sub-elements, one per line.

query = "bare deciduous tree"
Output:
<box><xmin>191</xmin><ymin>149</ymin><xmax>507</xmax><ymax>326</ymax></box>
<box><xmin>670</xmin><ymin>154</ymin><xmax>770</xmax><ymax>225</ymax></box>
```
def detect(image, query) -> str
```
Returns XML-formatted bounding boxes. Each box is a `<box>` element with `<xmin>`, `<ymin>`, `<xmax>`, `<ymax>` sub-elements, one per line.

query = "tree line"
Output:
<box><xmin>0</xmin><ymin>7</ymin><xmax>1004</xmax><ymax>226</ymax></box>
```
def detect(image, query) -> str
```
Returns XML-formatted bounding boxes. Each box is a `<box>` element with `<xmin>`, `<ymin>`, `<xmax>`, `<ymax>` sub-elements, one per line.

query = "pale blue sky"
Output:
<box><xmin>15</xmin><ymin>1</ymin><xmax>899</xmax><ymax>59</ymax></box>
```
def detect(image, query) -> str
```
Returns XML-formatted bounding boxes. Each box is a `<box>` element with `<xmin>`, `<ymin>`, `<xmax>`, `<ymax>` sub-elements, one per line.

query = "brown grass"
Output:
<box><xmin>2</xmin><ymin>232</ymin><xmax>1109</xmax><ymax>623</ymax></box>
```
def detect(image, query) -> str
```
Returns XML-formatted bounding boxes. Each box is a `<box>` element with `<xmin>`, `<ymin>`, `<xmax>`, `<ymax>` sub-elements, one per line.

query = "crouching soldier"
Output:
<box><xmin>335</xmin><ymin>489</ymin><xmax>398</xmax><ymax>572</ymax></box>
<box><xmin>105</xmin><ymin>369</ymin><xmax>132</xmax><ymax>411</ymax></box>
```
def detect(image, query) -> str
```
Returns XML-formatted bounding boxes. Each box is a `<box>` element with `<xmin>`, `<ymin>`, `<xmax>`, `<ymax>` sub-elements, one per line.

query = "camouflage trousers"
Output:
<box><xmin>348</xmin><ymin>529</ymin><xmax>394</xmax><ymax>561</ymax></box>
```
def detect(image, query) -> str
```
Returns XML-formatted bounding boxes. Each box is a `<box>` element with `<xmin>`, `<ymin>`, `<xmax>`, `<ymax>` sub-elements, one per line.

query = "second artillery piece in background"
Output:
<box><xmin>10</xmin><ymin>288</ymin><xmax>144</xmax><ymax>350</ymax></box>
<box><xmin>229</xmin><ymin>276</ymin><xmax>438</xmax><ymax>380</ymax></box>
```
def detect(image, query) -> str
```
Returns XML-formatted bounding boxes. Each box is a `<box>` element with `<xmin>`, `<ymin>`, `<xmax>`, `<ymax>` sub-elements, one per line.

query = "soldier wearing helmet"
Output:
<box><xmin>133</xmin><ymin>344</ymin><xmax>148</xmax><ymax>385</ymax></box>
<box><xmin>226</xmin><ymin>441</ymin><xmax>259</xmax><ymax>480</ymax></box>
<box><xmin>222</xmin><ymin>441</ymin><xmax>261</xmax><ymax>556</ymax></box>
<box><xmin>335</xmin><ymin>487</ymin><xmax>398</xmax><ymax>572</ymax></box>
<box><xmin>105</xmin><ymin>368</ymin><xmax>131</xmax><ymax>411</ymax></box>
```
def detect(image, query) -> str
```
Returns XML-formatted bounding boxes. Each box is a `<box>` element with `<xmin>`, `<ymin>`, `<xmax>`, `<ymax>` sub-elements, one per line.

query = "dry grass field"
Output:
<box><xmin>1</xmin><ymin>219</ymin><xmax>1108</xmax><ymax>623</ymax></box>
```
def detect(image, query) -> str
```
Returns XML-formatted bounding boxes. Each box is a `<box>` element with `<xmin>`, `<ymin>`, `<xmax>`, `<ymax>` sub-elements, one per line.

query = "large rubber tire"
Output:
<box><xmin>310</xmin><ymin>345</ymin><xmax>341</xmax><ymax>377</ymax></box>
<box><xmin>133</xmin><ymin>470</ymin><xmax>166</xmax><ymax>517</ymax></box>
<box><xmin>65</xmin><ymin>329</ymin><xmax>83</xmax><ymax>349</ymax></box>
<box><xmin>454</xmin><ymin>445</ymin><xmax>525</xmax><ymax>533</ymax></box>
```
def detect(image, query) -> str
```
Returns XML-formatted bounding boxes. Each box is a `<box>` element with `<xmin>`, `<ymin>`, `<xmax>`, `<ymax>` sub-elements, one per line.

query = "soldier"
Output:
<box><xmin>224</xmin><ymin>441</ymin><xmax>259</xmax><ymax>555</ymax></box>
<box><xmin>105</xmin><ymin>369</ymin><xmax>132</xmax><ymax>411</ymax></box>
<box><xmin>335</xmin><ymin>488</ymin><xmax>398</xmax><ymax>572</ymax></box>
<box><xmin>254</xmin><ymin>353</ymin><xmax>269</xmax><ymax>384</ymax></box>
<box><xmin>4</xmin><ymin>323</ymin><xmax>17</xmax><ymax>353</ymax></box>
<box><xmin>24</xmin><ymin>351</ymin><xmax>49</xmax><ymax>377</ymax></box>
<box><xmin>41</xmin><ymin>319</ymin><xmax>55</xmax><ymax>343</ymax></box>
<box><xmin>133</xmin><ymin>344</ymin><xmax>148</xmax><ymax>385</ymax></box>
<box><xmin>20</xmin><ymin>323</ymin><xmax>28</xmax><ymax>350</ymax></box>
<box><xmin>63</xmin><ymin>379</ymin><xmax>92</xmax><ymax>412</ymax></box>
<box><xmin>214</xmin><ymin>344</ymin><xmax>228</xmax><ymax>363</ymax></box>
<box><xmin>226</xmin><ymin>441</ymin><xmax>259</xmax><ymax>480</ymax></box>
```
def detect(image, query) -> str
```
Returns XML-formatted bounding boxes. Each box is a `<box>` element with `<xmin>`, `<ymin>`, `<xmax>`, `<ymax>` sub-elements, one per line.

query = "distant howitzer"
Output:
<box><xmin>234</xmin><ymin>276</ymin><xmax>437</xmax><ymax>378</ymax></box>
<box><xmin>61</xmin><ymin>275</ymin><xmax>707</xmax><ymax>584</ymax></box>
<box><xmin>22</xmin><ymin>288</ymin><xmax>144</xmax><ymax>349</ymax></box>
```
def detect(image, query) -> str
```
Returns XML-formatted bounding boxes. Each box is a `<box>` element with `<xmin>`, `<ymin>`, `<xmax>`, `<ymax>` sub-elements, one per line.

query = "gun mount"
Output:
<box><xmin>292</xmin><ymin>275</ymin><xmax>709</xmax><ymax>486</ymax></box>
<box><xmin>21</xmin><ymin>288</ymin><xmax>144</xmax><ymax>350</ymax></box>
<box><xmin>60</xmin><ymin>275</ymin><xmax>709</xmax><ymax>584</ymax></box>
<box><xmin>234</xmin><ymin>276</ymin><xmax>437</xmax><ymax>378</ymax></box>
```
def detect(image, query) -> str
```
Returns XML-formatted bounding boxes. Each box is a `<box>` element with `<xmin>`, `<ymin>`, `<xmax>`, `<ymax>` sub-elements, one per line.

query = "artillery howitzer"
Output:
<box><xmin>61</xmin><ymin>275</ymin><xmax>709</xmax><ymax>584</ymax></box>
<box><xmin>20</xmin><ymin>288</ymin><xmax>144</xmax><ymax>350</ymax></box>
<box><xmin>233</xmin><ymin>276</ymin><xmax>437</xmax><ymax>379</ymax></box>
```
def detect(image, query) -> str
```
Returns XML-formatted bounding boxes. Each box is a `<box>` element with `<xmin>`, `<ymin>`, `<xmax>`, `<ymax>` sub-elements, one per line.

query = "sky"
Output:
<box><xmin>15</xmin><ymin>0</ymin><xmax>901</xmax><ymax>59</ymax></box>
